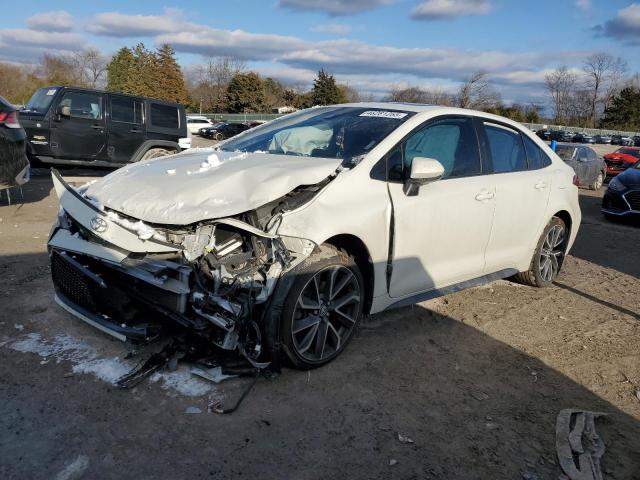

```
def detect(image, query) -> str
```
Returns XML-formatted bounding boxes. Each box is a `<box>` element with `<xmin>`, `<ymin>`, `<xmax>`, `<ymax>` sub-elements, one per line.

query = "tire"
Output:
<box><xmin>140</xmin><ymin>148</ymin><xmax>173</xmax><ymax>162</ymax></box>
<box><xmin>589</xmin><ymin>171</ymin><xmax>604</xmax><ymax>190</ymax></box>
<box><xmin>214</xmin><ymin>133</ymin><xmax>224</xmax><ymax>141</ymax></box>
<box><xmin>280</xmin><ymin>245</ymin><xmax>364</xmax><ymax>370</ymax></box>
<box><xmin>513</xmin><ymin>217</ymin><xmax>567</xmax><ymax>288</ymax></box>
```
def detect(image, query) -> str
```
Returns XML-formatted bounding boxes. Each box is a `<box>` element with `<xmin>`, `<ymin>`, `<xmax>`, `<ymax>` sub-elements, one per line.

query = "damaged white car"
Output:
<box><xmin>48</xmin><ymin>103</ymin><xmax>581</xmax><ymax>369</ymax></box>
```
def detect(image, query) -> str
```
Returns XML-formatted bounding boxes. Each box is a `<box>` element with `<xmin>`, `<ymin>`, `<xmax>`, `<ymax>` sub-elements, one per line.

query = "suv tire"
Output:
<box><xmin>280</xmin><ymin>245</ymin><xmax>364</xmax><ymax>370</ymax></box>
<box><xmin>514</xmin><ymin>217</ymin><xmax>567</xmax><ymax>288</ymax></box>
<box><xmin>140</xmin><ymin>148</ymin><xmax>173</xmax><ymax>161</ymax></box>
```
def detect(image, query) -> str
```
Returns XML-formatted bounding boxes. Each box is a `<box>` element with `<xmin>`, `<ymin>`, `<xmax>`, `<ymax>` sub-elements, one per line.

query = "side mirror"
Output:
<box><xmin>404</xmin><ymin>157</ymin><xmax>445</xmax><ymax>196</ymax></box>
<box><xmin>56</xmin><ymin>105</ymin><xmax>71</xmax><ymax>119</ymax></box>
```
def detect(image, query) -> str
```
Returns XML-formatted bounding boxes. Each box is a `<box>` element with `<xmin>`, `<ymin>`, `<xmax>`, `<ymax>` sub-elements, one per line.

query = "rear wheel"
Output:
<box><xmin>280</xmin><ymin>245</ymin><xmax>364</xmax><ymax>369</ymax></box>
<box><xmin>514</xmin><ymin>217</ymin><xmax>567</xmax><ymax>287</ymax></box>
<box><xmin>214</xmin><ymin>132</ymin><xmax>224</xmax><ymax>141</ymax></box>
<box><xmin>140</xmin><ymin>148</ymin><xmax>173</xmax><ymax>161</ymax></box>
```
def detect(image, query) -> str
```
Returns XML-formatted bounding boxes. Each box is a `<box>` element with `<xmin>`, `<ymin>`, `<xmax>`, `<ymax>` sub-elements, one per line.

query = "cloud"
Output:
<box><xmin>412</xmin><ymin>0</ymin><xmax>492</xmax><ymax>21</ymax></box>
<box><xmin>0</xmin><ymin>29</ymin><xmax>84</xmax><ymax>50</ymax></box>
<box><xmin>277</xmin><ymin>0</ymin><xmax>394</xmax><ymax>16</ymax></box>
<box><xmin>310</xmin><ymin>23</ymin><xmax>353</xmax><ymax>34</ymax></box>
<box><xmin>86</xmin><ymin>9</ymin><xmax>188</xmax><ymax>37</ymax></box>
<box><xmin>596</xmin><ymin>3</ymin><xmax>640</xmax><ymax>44</ymax></box>
<box><xmin>574</xmin><ymin>0</ymin><xmax>591</xmax><ymax>11</ymax></box>
<box><xmin>26</xmin><ymin>10</ymin><xmax>74</xmax><ymax>32</ymax></box>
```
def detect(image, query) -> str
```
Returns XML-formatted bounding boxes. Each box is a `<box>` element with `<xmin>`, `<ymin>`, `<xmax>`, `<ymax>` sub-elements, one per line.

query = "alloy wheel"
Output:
<box><xmin>291</xmin><ymin>265</ymin><xmax>361</xmax><ymax>362</ymax></box>
<box><xmin>595</xmin><ymin>173</ymin><xmax>603</xmax><ymax>190</ymax></box>
<box><xmin>539</xmin><ymin>224</ymin><xmax>565</xmax><ymax>282</ymax></box>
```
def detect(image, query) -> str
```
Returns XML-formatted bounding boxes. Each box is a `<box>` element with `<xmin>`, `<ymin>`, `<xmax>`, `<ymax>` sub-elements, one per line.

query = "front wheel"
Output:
<box><xmin>280</xmin><ymin>245</ymin><xmax>364</xmax><ymax>369</ymax></box>
<box><xmin>514</xmin><ymin>217</ymin><xmax>567</xmax><ymax>288</ymax></box>
<box><xmin>589</xmin><ymin>171</ymin><xmax>604</xmax><ymax>190</ymax></box>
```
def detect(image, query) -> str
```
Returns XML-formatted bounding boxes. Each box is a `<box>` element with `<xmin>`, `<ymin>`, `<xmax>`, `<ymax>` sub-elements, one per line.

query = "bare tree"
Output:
<box><xmin>583</xmin><ymin>53</ymin><xmax>626</xmax><ymax>127</ymax></box>
<box><xmin>602</xmin><ymin>56</ymin><xmax>628</xmax><ymax>112</ymax></box>
<box><xmin>385</xmin><ymin>85</ymin><xmax>455</xmax><ymax>106</ymax></box>
<box><xmin>545</xmin><ymin>66</ymin><xmax>577</xmax><ymax>124</ymax></box>
<box><xmin>456</xmin><ymin>71</ymin><xmax>500</xmax><ymax>109</ymax></box>
<box><xmin>189</xmin><ymin>56</ymin><xmax>246</xmax><ymax>112</ymax></box>
<box><xmin>72</xmin><ymin>48</ymin><xmax>108</xmax><ymax>88</ymax></box>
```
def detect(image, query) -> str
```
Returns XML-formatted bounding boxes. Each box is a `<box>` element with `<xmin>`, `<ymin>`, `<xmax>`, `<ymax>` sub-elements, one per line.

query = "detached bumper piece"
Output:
<box><xmin>51</xmin><ymin>250</ymin><xmax>181</xmax><ymax>342</ymax></box>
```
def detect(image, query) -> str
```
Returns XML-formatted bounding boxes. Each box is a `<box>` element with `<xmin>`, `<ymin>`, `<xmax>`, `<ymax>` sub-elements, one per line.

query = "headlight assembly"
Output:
<box><xmin>608</xmin><ymin>177</ymin><xmax>626</xmax><ymax>192</ymax></box>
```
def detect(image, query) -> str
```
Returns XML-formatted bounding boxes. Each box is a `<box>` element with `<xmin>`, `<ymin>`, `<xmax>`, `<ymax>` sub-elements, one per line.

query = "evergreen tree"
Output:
<box><xmin>600</xmin><ymin>87</ymin><xmax>640</xmax><ymax>130</ymax></box>
<box><xmin>156</xmin><ymin>44</ymin><xmax>188</xmax><ymax>104</ymax></box>
<box><xmin>225</xmin><ymin>72</ymin><xmax>266</xmax><ymax>113</ymax></box>
<box><xmin>106</xmin><ymin>47</ymin><xmax>135</xmax><ymax>93</ymax></box>
<box><xmin>311</xmin><ymin>69</ymin><xmax>345</xmax><ymax>106</ymax></box>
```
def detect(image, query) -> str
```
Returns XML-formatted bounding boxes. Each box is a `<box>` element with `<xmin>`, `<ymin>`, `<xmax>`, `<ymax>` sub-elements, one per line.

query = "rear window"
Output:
<box><xmin>111</xmin><ymin>96</ymin><xmax>143</xmax><ymax>124</ymax></box>
<box><xmin>150</xmin><ymin>103</ymin><xmax>179</xmax><ymax>129</ymax></box>
<box><xmin>484</xmin><ymin>122</ymin><xmax>527</xmax><ymax>173</ymax></box>
<box><xmin>618</xmin><ymin>148</ymin><xmax>640</xmax><ymax>158</ymax></box>
<box><xmin>555</xmin><ymin>146</ymin><xmax>575</xmax><ymax>162</ymax></box>
<box><xmin>523</xmin><ymin>136</ymin><xmax>552</xmax><ymax>169</ymax></box>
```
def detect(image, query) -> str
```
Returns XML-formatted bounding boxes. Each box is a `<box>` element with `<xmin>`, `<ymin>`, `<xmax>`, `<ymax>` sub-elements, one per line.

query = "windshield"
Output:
<box><xmin>555</xmin><ymin>146</ymin><xmax>575</xmax><ymax>161</ymax></box>
<box><xmin>219</xmin><ymin>106</ymin><xmax>414</xmax><ymax>162</ymax></box>
<box><xmin>24</xmin><ymin>87</ymin><xmax>58</xmax><ymax>113</ymax></box>
<box><xmin>617</xmin><ymin>148</ymin><xmax>640</xmax><ymax>158</ymax></box>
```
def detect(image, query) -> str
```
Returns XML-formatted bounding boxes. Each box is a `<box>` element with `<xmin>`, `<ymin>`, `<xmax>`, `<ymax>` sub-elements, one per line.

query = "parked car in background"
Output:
<box><xmin>555</xmin><ymin>143</ymin><xmax>606</xmax><ymax>190</ymax></box>
<box><xmin>187</xmin><ymin>116</ymin><xmax>213</xmax><ymax>134</ymax></box>
<box><xmin>20</xmin><ymin>86</ymin><xmax>187</xmax><ymax>167</ymax></box>
<box><xmin>602</xmin><ymin>162</ymin><xmax>640</xmax><ymax>220</ymax></box>
<box><xmin>48</xmin><ymin>103</ymin><xmax>581</xmax><ymax>368</ymax></box>
<box><xmin>198</xmin><ymin>122</ymin><xmax>225</xmax><ymax>137</ymax></box>
<box><xmin>611</xmin><ymin>134</ymin><xmax>633</xmax><ymax>146</ymax></box>
<box><xmin>0</xmin><ymin>95</ymin><xmax>29</xmax><ymax>190</ymax></box>
<box><xmin>572</xmin><ymin>132</ymin><xmax>595</xmax><ymax>144</ymax></box>
<box><xmin>536</xmin><ymin>129</ymin><xmax>551</xmax><ymax>141</ymax></box>
<box><xmin>633</xmin><ymin>135</ymin><xmax>640</xmax><ymax>147</ymax></box>
<box><xmin>593</xmin><ymin>134</ymin><xmax>612</xmax><ymax>144</ymax></box>
<box><xmin>603</xmin><ymin>147</ymin><xmax>640</xmax><ymax>177</ymax></box>
<box><xmin>200</xmin><ymin>122</ymin><xmax>250</xmax><ymax>140</ymax></box>
<box><xmin>245</xmin><ymin>120</ymin><xmax>267</xmax><ymax>129</ymax></box>
<box><xmin>552</xmin><ymin>130</ymin><xmax>574</xmax><ymax>142</ymax></box>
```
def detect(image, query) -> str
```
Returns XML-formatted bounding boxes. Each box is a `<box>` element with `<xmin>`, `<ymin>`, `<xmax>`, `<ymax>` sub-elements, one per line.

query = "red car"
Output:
<box><xmin>604</xmin><ymin>147</ymin><xmax>640</xmax><ymax>176</ymax></box>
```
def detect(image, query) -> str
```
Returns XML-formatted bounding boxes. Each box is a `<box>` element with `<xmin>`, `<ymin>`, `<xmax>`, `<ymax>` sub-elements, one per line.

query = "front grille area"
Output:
<box><xmin>51</xmin><ymin>252</ymin><xmax>98</xmax><ymax>312</ymax></box>
<box><xmin>625</xmin><ymin>190</ymin><xmax>640</xmax><ymax>210</ymax></box>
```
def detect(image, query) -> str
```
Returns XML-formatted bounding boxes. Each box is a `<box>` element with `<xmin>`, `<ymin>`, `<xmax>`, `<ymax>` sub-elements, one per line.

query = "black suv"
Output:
<box><xmin>1</xmin><ymin>95</ymin><xmax>29</xmax><ymax>189</ymax></box>
<box><xmin>20</xmin><ymin>86</ymin><xmax>187</xmax><ymax>167</ymax></box>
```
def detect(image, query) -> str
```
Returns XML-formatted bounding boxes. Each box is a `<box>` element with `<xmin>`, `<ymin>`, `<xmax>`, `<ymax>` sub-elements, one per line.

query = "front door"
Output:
<box><xmin>107</xmin><ymin>95</ymin><xmax>145</xmax><ymax>163</ymax></box>
<box><xmin>388</xmin><ymin>116</ymin><xmax>495</xmax><ymax>298</ymax></box>
<box><xmin>50</xmin><ymin>90</ymin><xmax>106</xmax><ymax>161</ymax></box>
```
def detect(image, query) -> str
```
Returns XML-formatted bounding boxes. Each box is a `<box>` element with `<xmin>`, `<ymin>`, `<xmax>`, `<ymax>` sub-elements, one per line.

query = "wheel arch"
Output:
<box><xmin>323</xmin><ymin>234</ymin><xmax>375</xmax><ymax>315</ymax></box>
<box><xmin>552</xmin><ymin>209</ymin><xmax>573</xmax><ymax>239</ymax></box>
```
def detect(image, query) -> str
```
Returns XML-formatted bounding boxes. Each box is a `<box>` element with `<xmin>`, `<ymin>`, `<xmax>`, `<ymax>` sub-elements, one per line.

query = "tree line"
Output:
<box><xmin>1</xmin><ymin>44</ymin><xmax>638</xmax><ymax>130</ymax></box>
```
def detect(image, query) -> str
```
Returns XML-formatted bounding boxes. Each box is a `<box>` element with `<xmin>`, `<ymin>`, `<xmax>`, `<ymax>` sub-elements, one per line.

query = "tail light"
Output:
<box><xmin>0</xmin><ymin>111</ymin><xmax>20</xmax><ymax>128</ymax></box>
<box><xmin>573</xmin><ymin>175</ymin><xmax>580</xmax><ymax>186</ymax></box>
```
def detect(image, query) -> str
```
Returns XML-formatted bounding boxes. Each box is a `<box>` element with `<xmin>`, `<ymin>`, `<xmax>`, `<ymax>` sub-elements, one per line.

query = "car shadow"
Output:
<box><xmin>1</xmin><ymin>251</ymin><xmax>639</xmax><ymax>479</ymax></box>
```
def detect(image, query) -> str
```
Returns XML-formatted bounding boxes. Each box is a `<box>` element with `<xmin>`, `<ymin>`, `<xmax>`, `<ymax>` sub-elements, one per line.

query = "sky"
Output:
<box><xmin>1</xmin><ymin>0</ymin><xmax>639</xmax><ymax>105</ymax></box>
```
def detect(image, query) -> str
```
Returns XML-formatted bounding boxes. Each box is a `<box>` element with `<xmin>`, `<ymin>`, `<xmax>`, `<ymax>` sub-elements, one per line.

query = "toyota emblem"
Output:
<box><xmin>90</xmin><ymin>216</ymin><xmax>108</xmax><ymax>233</ymax></box>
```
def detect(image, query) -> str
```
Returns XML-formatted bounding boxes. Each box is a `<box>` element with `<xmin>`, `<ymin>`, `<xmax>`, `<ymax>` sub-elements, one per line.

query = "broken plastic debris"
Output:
<box><xmin>185</xmin><ymin>406</ymin><xmax>202</xmax><ymax>414</ymax></box>
<box><xmin>397</xmin><ymin>433</ymin><xmax>414</xmax><ymax>444</ymax></box>
<box><xmin>556</xmin><ymin>409</ymin><xmax>608</xmax><ymax>480</ymax></box>
<box><xmin>199</xmin><ymin>153</ymin><xmax>222</xmax><ymax>172</ymax></box>
<box><xmin>166</xmin><ymin>169</ymin><xmax>176</xmax><ymax>176</ymax></box>
<box><xmin>191</xmin><ymin>366</ymin><xmax>237</xmax><ymax>384</ymax></box>
<box><xmin>389</xmin><ymin>459</ymin><xmax>398</xmax><ymax>466</ymax></box>
<box><xmin>14</xmin><ymin>323</ymin><xmax>24</xmax><ymax>331</ymax></box>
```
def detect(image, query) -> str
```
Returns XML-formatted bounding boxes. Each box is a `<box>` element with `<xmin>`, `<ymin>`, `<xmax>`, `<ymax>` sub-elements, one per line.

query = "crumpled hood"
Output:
<box><xmin>84</xmin><ymin>149</ymin><xmax>342</xmax><ymax>225</ymax></box>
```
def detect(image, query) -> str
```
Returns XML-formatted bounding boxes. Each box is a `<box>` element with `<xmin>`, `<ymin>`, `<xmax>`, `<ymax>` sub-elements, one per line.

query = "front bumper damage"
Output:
<box><xmin>48</xmin><ymin>170</ymin><xmax>316</xmax><ymax>366</ymax></box>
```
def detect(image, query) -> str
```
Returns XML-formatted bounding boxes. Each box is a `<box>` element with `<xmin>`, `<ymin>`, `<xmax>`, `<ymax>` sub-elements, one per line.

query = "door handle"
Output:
<box><xmin>534</xmin><ymin>181</ymin><xmax>547</xmax><ymax>190</ymax></box>
<box><xmin>475</xmin><ymin>191</ymin><xmax>495</xmax><ymax>201</ymax></box>
<box><xmin>129</xmin><ymin>128</ymin><xmax>141</xmax><ymax>133</ymax></box>
<box><xmin>91</xmin><ymin>124</ymin><xmax>103</xmax><ymax>130</ymax></box>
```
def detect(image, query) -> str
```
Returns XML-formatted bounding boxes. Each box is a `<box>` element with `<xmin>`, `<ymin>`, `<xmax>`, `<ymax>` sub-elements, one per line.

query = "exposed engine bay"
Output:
<box><xmin>48</xmin><ymin>169</ymin><xmax>330</xmax><ymax>369</ymax></box>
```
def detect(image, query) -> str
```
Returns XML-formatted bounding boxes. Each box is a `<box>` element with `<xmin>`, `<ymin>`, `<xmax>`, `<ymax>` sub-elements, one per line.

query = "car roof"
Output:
<box><xmin>617</xmin><ymin>146</ymin><xmax>640</xmax><ymax>150</ymax></box>
<box><xmin>556</xmin><ymin>143</ymin><xmax>584</xmax><ymax>148</ymax></box>
<box><xmin>39</xmin><ymin>85</ymin><xmax>182</xmax><ymax>106</ymax></box>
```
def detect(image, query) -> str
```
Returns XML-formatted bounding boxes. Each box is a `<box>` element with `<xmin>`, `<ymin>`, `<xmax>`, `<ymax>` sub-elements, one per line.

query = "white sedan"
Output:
<box><xmin>48</xmin><ymin>103</ymin><xmax>581</xmax><ymax>369</ymax></box>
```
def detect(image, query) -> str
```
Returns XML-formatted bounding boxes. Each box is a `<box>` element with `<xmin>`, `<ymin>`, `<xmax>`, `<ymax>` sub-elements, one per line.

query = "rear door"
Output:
<box><xmin>480</xmin><ymin>122</ymin><xmax>553</xmax><ymax>273</ymax></box>
<box><xmin>50</xmin><ymin>90</ymin><xmax>106</xmax><ymax>161</ymax></box>
<box><xmin>107</xmin><ymin>95</ymin><xmax>145</xmax><ymax>164</ymax></box>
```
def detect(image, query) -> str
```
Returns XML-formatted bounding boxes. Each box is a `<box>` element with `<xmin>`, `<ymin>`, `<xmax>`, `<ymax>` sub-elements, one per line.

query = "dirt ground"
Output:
<box><xmin>1</xmin><ymin>143</ymin><xmax>639</xmax><ymax>480</ymax></box>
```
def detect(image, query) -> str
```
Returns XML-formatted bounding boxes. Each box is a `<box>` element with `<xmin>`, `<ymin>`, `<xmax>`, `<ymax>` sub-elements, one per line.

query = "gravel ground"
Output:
<box><xmin>1</xmin><ymin>144</ymin><xmax>639</xmax><ymax>480</ymax></box>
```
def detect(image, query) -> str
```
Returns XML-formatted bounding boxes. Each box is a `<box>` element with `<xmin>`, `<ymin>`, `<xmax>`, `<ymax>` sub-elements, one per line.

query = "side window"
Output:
<box><xmin>587</xmin><ymin>148</ymin><xmax>597</xmax><ymax>161</ymax></box>
<box><xmin>484</xmin><ymin>123</ymin><xmax>527</xmax><ymax>173</ymax></box>
<box><xmin>111</xmin><ymin>97</ymin><xmax>143</xmax><ymax>124</ymax></box>
<box><xmin>150</xmin><ymin>103</ymin><xmax>179</xmax><ymax>129</ymax></box>
<box><xmin>60</xmin><ymin>91</ymin><xmax>102</xmax><ymax>120</ymax></box>
<box><xmin>402</xmin><ymin>118</ymin><xmax>481</xmax><ymax>179</ymax></box>
<box><xmin>523</xmin><ymin>136</ymin><xmax>551</xmax><ymax>170</ymax></box>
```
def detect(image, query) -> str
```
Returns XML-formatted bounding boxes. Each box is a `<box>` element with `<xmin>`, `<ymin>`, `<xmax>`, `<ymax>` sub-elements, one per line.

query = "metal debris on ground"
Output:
<box><xmin>556</xmin><ymin>409</ymin><xmax>608</xmax><ymax>480</ymax></box>
<box><xmin>185</xmin><ymin>406</ymin><xmax>202</xmax><ymax>414</ymax></box>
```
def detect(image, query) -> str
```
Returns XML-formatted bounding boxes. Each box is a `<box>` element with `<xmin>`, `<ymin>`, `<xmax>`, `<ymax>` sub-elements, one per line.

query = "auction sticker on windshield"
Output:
<box><xmin>359</xmin><ymin>110</ymin><xmax>408</xmax><ymax>119</ymax></box>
